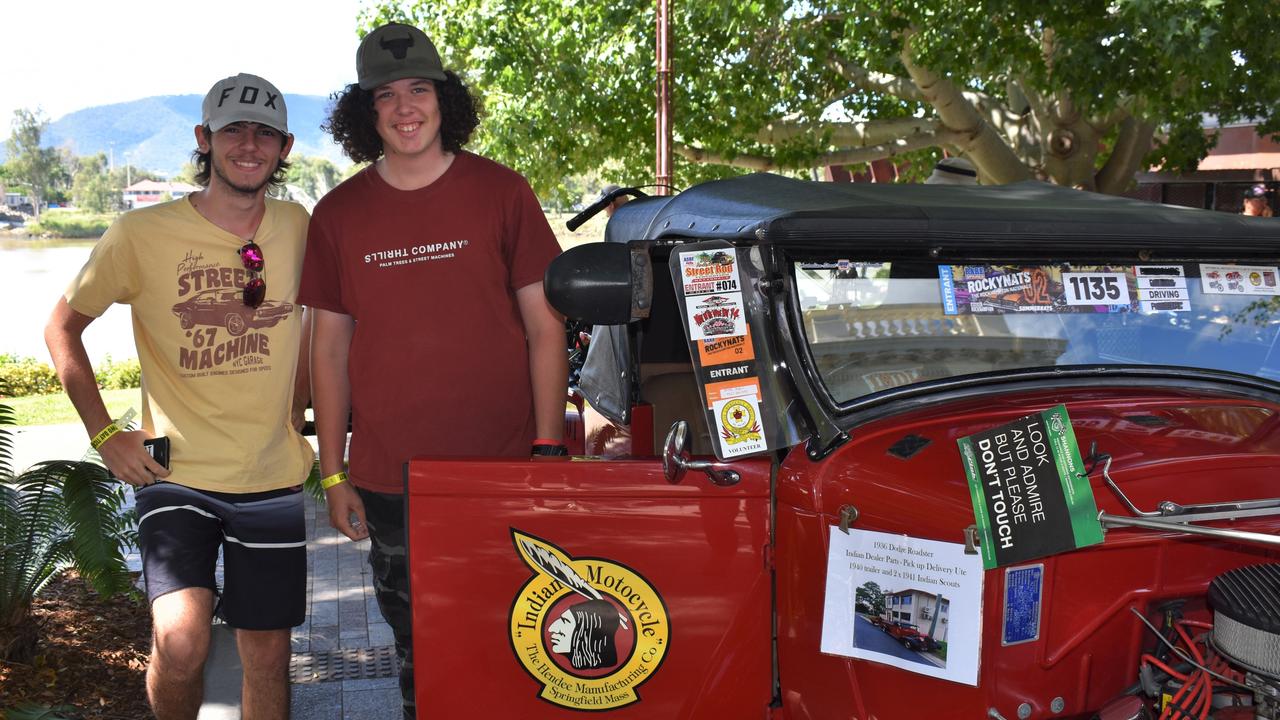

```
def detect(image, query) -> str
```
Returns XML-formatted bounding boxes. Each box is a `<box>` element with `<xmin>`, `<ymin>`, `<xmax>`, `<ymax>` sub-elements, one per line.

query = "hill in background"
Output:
<box><xmin>2</xmin><ymin>94</ymin><xmax>347</xmax><ymax>176</ymax></box>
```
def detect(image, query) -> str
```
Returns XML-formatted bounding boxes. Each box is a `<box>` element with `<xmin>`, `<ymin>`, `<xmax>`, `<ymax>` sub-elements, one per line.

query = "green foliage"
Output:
<box><xmin>286</xmin><ymin>155</ymin><xmax>344</xmax><ymax>206</ymax></box>
<box><xmin>0</xmin><ymin>401</ymin><xmax>138</xmax><ymax>663</ymax></box>
<box><xmin>855</xmin><ymin>581</ymin><xmax>885</xmax><ymax>616</ymax></box>
<box><xmin>95</xmin><ymin>356</ymin><xmax>141</xmax><ymax>391</ymax></box>
<box><xmin>0</xmin><ymin>355</ymin><xmax>142</xmax><ymax>398</ymax></box>
<box><xmin>2</xmin><ymin>704</ymin><xmax>79</xmax><ymax>720</ymax></box>
<box><xmin>71</xmin><ymin>153</ymin><xmax>118</xmax><ymax>213</ymax></box>
<box><xmin>26</xmin><ymin>210</ymin><xmax>114</xmax><ymax>239</ymax></box>
<box><xmin>5</xmin><ymin>110</ymin><xmax>62</xmax><ymax>221</ymax></box>
<box><xmin>364</xmin><ymin>1</ymin><xmax>1280</xmax><ymax>194</ymax></box>
<box><xmin>0</xmin><ymin>357</ymin><xmax>61</xmax><ymax>397</ymax></box>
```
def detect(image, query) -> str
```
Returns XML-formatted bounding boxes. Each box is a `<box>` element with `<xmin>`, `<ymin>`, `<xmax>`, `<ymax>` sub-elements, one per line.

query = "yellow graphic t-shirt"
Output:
<box><xmin>66</xmin><ymin>197</ymin><xmax>315</xmax><ymax>493</ymax></box>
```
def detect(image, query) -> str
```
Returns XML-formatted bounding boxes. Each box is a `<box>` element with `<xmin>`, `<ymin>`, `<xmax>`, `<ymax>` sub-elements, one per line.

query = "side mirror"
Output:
<box><xmin>544</xmin><ymin>242</ymin><xmax>652</xmax><ymax>325</ymax></box>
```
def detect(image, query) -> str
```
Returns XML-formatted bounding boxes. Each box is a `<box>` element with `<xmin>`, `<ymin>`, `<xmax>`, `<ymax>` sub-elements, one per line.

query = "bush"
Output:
<box><xmin>26</xmin><ymin>211</ymin><xmax>114</xmax><ymax>239</ymax></box>
<box><xmin>0</xmin><ymin>355</ymin><xmax>142</xmax><ymax>398</ymax></box>
<box><xmin>0</xmin><ymin>357</ymin><xmax>61</xmax><ymax>397</ymax></box>
<box><xmin>96</xmin><ymin>356</ymin><xmax>141</xmax><ymax>390</ymax></box>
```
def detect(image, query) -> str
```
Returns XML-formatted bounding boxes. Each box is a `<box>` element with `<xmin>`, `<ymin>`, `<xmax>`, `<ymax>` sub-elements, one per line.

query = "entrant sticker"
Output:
<box><xmin>1135</xmin><ymin>265</ymin><xmax>1190</xmax><ymax>313</ymax></box>
<box><xmin>820</xmin><ymin>527</ymin><xmax>984</xmax><ymax>686</ymax></box>
<box><xmin>685</xmin><ymin>292</ymin><xmax>746</xmax><ymax>341</ymax></box>
<box><xmin>1200</xmin><ymin>264</ymin><xmax>1280</xmax><ymax>296</ymax></box>
<box><xmin>679</xmin><ymin>249</ymin><xmax>740</xmax><ymax>296</ymax></box>
<box><xmin>956</xmin><ymin>405</ymin><xmax>1104</xmax><ymax>570</ymax></box>
<box><xmin>1001</xmin><ymin>564</ymin><xmax>1044</xmax><ymax>645</ymax></box>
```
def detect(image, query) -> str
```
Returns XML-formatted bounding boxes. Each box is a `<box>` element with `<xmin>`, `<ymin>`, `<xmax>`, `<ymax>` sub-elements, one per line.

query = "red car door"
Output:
<box><xmin>406</xmin><ymin>454</ymin><xmax>773</xmax><ymax>718</ymax></box>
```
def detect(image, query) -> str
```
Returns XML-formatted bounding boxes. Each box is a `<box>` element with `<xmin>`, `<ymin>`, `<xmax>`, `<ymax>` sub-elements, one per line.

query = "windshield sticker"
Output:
<box><xmin>679</xmin><ymin>249</ymin><xmax>739</xmax><ymax>295</ymax></box>
<box><xmin>1200</xmin><ymin>264</ymin><xmax>1280</xmax><ymax>296</ymax></box>
<box><xmin>509</xmin><ymin>530</ymin><xmax>670</xmax><ymax>712</ymax></box>
<box><xmin>820</xmin><ymin>527</ymin><xmax>984</xmax><ymax>686</ymax></box>
<box><xmin>1135</xmin><ymin>265</ymin><xmax>1190</xmax><ymax>313</ymax></box>
<box><xmin>685</xmin><ymin>292</ymin><xmax>747</xmax><ymax>341</ymax></box>
<box><xmin>957</xmin><ymin>405</ymin><xmax>1104</xmax><ymax>570</ymax></box>
<box><xmin>696</xmin><ymin>333</ymin><xmax>755</xmax><ymax>366</ymax></box>
<box><xmin>1062</xmin><ymin>272</ymin><xmax>1131</xmax><ymax>307</ymax></box>
<box><xmin>863</xmin><ymin>367</ymin><xmax>923</xmax><ymax>393</ymax></box>
<box><xmin>939</xmin><ymin>265</ymin><xmax>1140</xmax><ymax>315</ymax></box>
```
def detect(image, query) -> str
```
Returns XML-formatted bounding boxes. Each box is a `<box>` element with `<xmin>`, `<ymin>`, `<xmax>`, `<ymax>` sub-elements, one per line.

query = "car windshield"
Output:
<box><xmin>794</xmin><ymin>261</ymin><xmax>1280</xmax><ymax>405</ymax></box>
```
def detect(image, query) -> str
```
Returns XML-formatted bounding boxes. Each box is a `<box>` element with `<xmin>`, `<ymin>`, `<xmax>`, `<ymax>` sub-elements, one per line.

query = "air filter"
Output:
<box><xmin>1209</xmin><ymin>563</ymin><xmax>1280</xmax><ymax>679</ymax></box>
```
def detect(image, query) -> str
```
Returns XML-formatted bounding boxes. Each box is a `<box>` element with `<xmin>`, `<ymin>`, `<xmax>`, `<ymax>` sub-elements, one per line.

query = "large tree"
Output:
<box><xmin>71</xmin><ymin>153</ymin><xmax>117</xmax><ymax>213</ymax></box>
<box><xmin>363</xmin><ymin>1</ymin><xmax>1280</xmax><ymax>196</ymax></box>
<box><xmin>4</xmin><ymin>109</ymin><xmax>62</xmax><ymax>220</ymax></box>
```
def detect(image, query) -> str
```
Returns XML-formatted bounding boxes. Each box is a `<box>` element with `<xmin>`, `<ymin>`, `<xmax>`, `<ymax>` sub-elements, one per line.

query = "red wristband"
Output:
<box><xmin>533</xmin><ymin>437</ymin><xmax>562</xmax><ymax>446</ymax></box>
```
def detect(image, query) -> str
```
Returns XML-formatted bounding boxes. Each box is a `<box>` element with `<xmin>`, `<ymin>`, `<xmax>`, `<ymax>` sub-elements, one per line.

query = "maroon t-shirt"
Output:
<box><xmin>299</xmin><ymin>152</ymin><xmax>561</xmax><ymax>492</ymax></box>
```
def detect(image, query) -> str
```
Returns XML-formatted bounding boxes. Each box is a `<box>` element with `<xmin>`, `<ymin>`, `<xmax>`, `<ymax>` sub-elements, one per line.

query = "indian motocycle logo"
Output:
<box><xmin>509</xmin><ymin>530</ymin><xmax>670</xmax><ymax>711</ymax></box>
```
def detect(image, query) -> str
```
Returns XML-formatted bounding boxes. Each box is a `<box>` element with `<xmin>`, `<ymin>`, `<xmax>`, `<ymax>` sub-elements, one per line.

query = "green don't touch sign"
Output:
<box><xmin>958</xmin><ymin>405</ymin><xmax>1104</xmax><ymax>570</ymax></box>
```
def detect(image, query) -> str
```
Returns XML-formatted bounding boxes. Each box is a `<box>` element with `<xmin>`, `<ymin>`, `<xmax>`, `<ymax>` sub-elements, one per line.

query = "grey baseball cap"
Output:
<box><xmin>201</xmin><ymin>73</ymin><xmax>289</xmax><ymax>134</ymax></box>
<box><xmin>357</xmin><ymin>22</ymin><xmax>447</xmax><ymax>90</ymax></box>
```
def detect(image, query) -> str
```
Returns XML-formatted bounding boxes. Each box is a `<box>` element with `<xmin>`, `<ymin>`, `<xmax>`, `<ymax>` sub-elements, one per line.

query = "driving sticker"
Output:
<box><xmin>685</xmin><ymin>292</ymin><xmax>747</xmax><ymax>341</ymax></box>
<box><xmin>509</xmin><ymin>530</ymin><xmax>670</xmax><ymax>712</ymax></box>
<box><xmin>1200</xmin><ymin>264</ymin><xmax>1280</xmax><ymax>296</ymax></box>
<box><xmin>1135</xmin><ymin>265</ymin><xmax>1190</xmax><ymax>313</ymax></box>
<box><xmin>957</xmin><ymin>405</ymin><xmax>1104</xmax><ymax>569</ymax></box>
<box><xmin>679</xmin><ymin>249</ymin><xmax>739</xmax><ymax>295</ymax></box>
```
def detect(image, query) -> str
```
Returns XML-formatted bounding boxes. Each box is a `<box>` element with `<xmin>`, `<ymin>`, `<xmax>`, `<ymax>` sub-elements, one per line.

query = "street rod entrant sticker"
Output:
<box><xmin>509</xmin><ymin>530</ymin><xmax>670</xmax><ymax>711</ymax></box>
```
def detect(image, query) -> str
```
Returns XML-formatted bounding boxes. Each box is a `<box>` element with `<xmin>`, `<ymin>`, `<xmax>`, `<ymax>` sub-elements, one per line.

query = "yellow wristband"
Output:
<box><xmin>90</xmin><ymin>422</ymin><xmax>121</xmax><ymax>450</ymax></box>
<box><xmin>320</xmin><ymin>471</ymin><xmax>349</xmax><ymax>490</ymax></box>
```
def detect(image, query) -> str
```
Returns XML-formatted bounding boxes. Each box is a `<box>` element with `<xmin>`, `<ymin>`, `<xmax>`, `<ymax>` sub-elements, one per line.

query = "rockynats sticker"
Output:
<box><xmin>509</xmin><ymin>531</ymin><xmax>670</xmax><ymax>711</ymax></box>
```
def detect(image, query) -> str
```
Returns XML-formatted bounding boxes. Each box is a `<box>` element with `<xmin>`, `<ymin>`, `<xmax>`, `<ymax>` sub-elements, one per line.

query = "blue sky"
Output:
<box><xmin>3</xmin><ymin>0</ymin><xmax>364</xmax><ymax>130</ymax></box>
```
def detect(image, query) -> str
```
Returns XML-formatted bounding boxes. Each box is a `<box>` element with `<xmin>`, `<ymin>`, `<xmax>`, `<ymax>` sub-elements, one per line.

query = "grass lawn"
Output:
<box><xmin>5</xmin><ymin>388</ymin><xmax>142</xmax><ymax>426</ymax></box>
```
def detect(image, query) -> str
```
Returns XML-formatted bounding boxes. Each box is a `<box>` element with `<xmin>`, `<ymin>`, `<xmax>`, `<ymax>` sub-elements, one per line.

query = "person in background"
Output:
<box><xmin>600</xmin><ymin>183</ymin><xmax>631</xmax><ymax>217</ymax></box>
<box><xmin>44</xmin><ymin>73</ymin><xmax>313</xmax><ymax>720</ymax></box>
<box><xmin>1243</xmin><ymin>184</ymin><xmax>1274</xmax><ymax>217</ymax></box>
<box><xmin>924</xmin><ymin>156</ymin><xmax>978</xmax><ymax>185</ymax></box>
<box><xmin>300</xmin><ymin>22</ymin><xmax>566</xmax><ymax>719</ymax></box>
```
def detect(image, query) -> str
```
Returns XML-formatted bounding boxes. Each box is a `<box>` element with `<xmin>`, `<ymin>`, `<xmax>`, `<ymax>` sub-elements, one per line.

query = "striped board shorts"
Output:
<box><xmin>134</xmin><ymin>481</ymin><xmax>306</xmax><ymax>630</ymax></box>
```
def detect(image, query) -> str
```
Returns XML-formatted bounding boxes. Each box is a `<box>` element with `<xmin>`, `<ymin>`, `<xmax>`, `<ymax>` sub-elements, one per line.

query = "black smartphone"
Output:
<box><xmin>143</xmin><ymin>437</ymin><xmax>171</xmax><ymax>470</ymax></box>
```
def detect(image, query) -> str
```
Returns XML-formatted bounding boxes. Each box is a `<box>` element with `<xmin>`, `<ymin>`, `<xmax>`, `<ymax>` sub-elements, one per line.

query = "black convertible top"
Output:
<box><xmin>605</xmin><ymin>174</ymin><xmax>1280</xmax><ymax>259</ymax></box>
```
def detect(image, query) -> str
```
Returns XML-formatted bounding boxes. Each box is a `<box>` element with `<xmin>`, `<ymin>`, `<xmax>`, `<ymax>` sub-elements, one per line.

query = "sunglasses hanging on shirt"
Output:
<box><xmin>238</xmin><ymin>241</ymin><xmax>266</xmax><ymax>308</ymax></box>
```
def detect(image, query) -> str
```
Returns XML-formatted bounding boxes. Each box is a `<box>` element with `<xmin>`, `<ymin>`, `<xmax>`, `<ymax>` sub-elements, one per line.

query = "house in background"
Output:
<box><xmin>123</xmin><ymin>180</ymin><xmax>200</xmax><ymax>209</ymax></box>
<box><xmin>882</xmin><ymin>588</ymin><xmax>951</xmax><ymax>644</ymax></box>
<box><xmin>1131</xmin><ymin>118</ymin><xmax>1279</xmax><ymax>214</ymax></box>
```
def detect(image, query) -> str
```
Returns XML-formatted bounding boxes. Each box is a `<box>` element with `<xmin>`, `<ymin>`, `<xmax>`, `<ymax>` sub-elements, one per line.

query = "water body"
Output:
<box><xmin>1</xmin><ymin>239</ymin><xmax>137</xmax><ymax>365</ymax></box>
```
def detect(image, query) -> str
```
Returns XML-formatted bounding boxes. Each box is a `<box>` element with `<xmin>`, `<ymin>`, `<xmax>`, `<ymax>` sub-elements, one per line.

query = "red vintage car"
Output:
<box><xmin>406</xmin><ymin>175</ymin><xmax>1280</xmax><ymax>719</ymax></box>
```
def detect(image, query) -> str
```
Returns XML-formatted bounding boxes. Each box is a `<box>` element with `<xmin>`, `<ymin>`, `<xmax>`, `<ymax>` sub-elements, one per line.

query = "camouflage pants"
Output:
<box><xmin>357</xmin><ymin>488</ymin><xmax>415</xmax><ymax>720</ymax></box>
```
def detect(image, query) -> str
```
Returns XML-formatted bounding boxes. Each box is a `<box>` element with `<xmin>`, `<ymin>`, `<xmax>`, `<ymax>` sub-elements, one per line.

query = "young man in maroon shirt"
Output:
<box><xmin>298</xmin><ymin>22</ymin><xmax>566</xmax><ymax>719</ymax></box>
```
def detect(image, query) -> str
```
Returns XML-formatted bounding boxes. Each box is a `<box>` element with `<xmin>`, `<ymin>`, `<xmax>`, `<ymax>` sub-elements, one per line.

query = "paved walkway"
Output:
<box><xmin>9</xmin><ymin>423</ymin><xmax>401</xmax><ymax>719</ymax></box>
<box><xmin>201</xmin><ymin>494</ymin><xmax>401</xmax><ymax>719</ymax></box>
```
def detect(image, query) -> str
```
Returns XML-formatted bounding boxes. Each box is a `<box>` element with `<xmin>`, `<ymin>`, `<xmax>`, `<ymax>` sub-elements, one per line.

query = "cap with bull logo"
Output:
<box><xmin>357</xmin><ymin>22</ymin><xmax>447</xmax><ymax>90</ymax></box>
<box><xmin>201</xmin><ymin>73</ymin><xmax>289</xmax><ymax>135</ymax></box>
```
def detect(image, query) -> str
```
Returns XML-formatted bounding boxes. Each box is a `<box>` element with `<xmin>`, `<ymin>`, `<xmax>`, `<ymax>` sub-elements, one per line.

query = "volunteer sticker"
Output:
<box><xmin>509</xmin><ymin>531</ymin><xmax>670</xmax><ymax>711</ymax></box>
<box><xmin>679</xmin><ymin>249</ymin><xmax>739</xmax><ymax>296</ymax></box>
<box><xmin>957</xmin><ymin>405</ymin><xmax>1104</xmax><ymax>569</ymax></box>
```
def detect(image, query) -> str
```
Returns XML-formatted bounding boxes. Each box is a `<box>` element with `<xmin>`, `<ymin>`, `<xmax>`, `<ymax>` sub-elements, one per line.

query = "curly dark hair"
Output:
<box><xmin>191</xmin><ymin>125</ymin><xmax>291</xmax><ymax>192</ymax></box>
<box><xmin>323</xmin><ymin>70</ymin><xmax>480</xmax><ymax>164</ymax></box>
